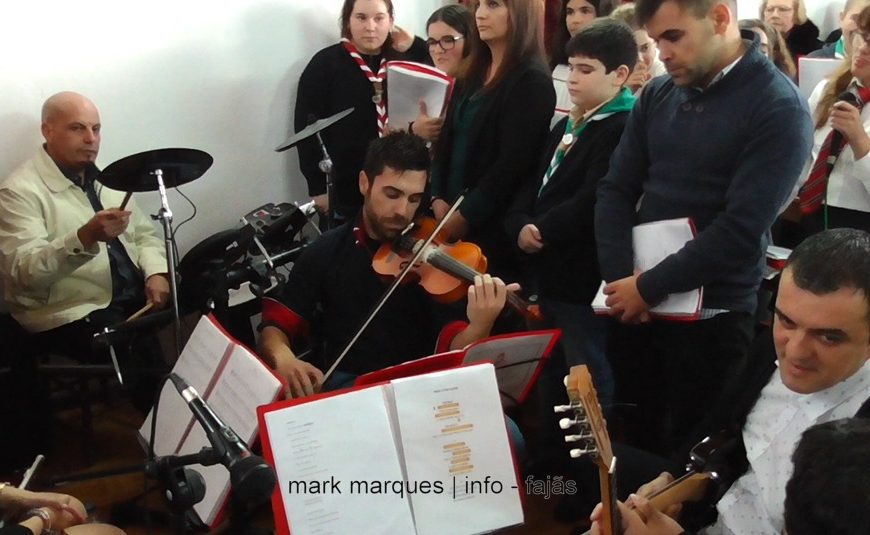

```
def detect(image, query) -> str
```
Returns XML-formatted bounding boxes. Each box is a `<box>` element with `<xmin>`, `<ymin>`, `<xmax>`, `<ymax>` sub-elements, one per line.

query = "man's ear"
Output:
<box><xmin>41</xmin><ymin>122</ymin><xmax>51</xmax><ymax>141</ymax></box>
<box><xmin>710</xmin><ymin>2</ymin><xmax>733</xmax><ymax>35</ymax></box>
<box><xmin>359</xmin><ymin>170</ymin><xmax>370</xmax><ymax>197</ymax></box>
<box><xmin>613</xmin><ymin>64</ymin><xmax>631</xmax><ymax>87</ymax></box>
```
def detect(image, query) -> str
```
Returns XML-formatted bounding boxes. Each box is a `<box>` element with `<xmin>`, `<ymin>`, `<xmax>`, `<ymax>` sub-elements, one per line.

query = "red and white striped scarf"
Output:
<box><xmin>341</xmin><ymin>38</ymin><xmax>387</xmax><ymax>136</ymax></box>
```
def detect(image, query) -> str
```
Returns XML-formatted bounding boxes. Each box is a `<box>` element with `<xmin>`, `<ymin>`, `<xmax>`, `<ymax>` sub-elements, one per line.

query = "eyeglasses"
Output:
<box><xmin>853</xmin><ymin>31</ymin><xmax>870</xmax><ymax>48</ymax></box>
<box><xmin>426</xmin><ymin>35</ymin><xmax>464</xmax><ymax>51</ymax></box>
<box><xmin>763</xmin><ymin>5</ymin><xmax>794</xmax><ymax>14</ymax></box>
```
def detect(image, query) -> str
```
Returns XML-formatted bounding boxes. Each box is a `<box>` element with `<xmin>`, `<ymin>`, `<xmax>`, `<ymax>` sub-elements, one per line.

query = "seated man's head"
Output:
<box><xmin>41</xmin><ymin>92</ymin><xmax>101</xmax><ymax>174</ymax></box>
<box><xmin>636</xmin><ymin>0</ymin><xmax>739</xmax><ymax>88</ymax></box>
<box><xmin>564</xmin><ymin>18</ymin><xmax>637</xmax><ymax>110</ymax></box>
<box><xmin>775</xmin><ymin>229</ymin><xmax>870</xmax><ymax>394</ymax></box>
<box><xmin>358</xmin><ymin>131</ymin><xmax>429</xmax><ymax>241</ymax></box>
<box><xmin>784</xmin><ymin>418</ymin><xmax>870</xmax><ymax>535</ymax></box>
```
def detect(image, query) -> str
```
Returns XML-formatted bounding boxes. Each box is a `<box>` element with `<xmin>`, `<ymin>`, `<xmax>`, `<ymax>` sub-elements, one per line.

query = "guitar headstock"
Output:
<box><xmin>557</xmin><ymin>365</ymin><xmax>613</xmax><ymax>468</ymax></box>
<box><xmin>555</xmin><ymin>365</ymin><xmax>619</xmax><ymax>535</ymax></box>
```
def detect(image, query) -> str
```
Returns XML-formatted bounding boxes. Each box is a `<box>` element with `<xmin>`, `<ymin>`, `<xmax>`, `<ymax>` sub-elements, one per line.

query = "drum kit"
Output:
<box><xmin>94</xmin><ymin>107</ymin><xmax>353</xmax><ymax>359</ymax></box>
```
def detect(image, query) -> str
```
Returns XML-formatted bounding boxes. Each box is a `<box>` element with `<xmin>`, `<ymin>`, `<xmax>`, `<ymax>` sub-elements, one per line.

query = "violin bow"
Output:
<box><xmin>322</xmin><ymin>193</ymin><xmax>466</xmax><ymax>383</ymax></box>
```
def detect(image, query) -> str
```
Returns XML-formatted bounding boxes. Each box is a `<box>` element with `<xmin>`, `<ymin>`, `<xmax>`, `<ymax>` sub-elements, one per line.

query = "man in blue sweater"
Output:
<box><xmin>594</xmin><ymin>0</ymin><xmax>813</xmax><ymax>456</ymax></box>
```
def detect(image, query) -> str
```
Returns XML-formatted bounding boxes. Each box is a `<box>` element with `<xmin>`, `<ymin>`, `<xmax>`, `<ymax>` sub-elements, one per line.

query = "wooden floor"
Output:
<box><xmin>3</xmin><ymin>398</ymin><xmax>585</xmax><ymax>535</ymax></box>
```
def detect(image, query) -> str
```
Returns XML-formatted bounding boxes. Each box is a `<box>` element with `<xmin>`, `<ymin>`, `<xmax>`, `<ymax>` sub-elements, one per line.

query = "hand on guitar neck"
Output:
<box><xmin>589</xmin><ymin>495</ymin><xmax>684</xmax><ymax>535</ymax></box>
<box><xmin>559</xmin><ymin>365</ymin><xmax>717</xmax><ymax>535</ymax></box>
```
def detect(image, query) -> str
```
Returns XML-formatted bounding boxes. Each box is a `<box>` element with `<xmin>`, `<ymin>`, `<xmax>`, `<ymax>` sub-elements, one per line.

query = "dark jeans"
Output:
<box><xmin>32</xmin><ymin>301</ymin><xmax>168</xmax><ymax>411</ymax></box>
<box><xmin>606</xmin><ymin>311</ymin><xmax>754</xmax><ymax>458</ymax></box>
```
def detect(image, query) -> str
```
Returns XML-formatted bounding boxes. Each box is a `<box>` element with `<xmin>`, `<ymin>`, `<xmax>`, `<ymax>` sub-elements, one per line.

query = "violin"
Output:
<box><xmin>372</xmin><ymin>217</ymin><xmax>542</xmax><ymax>322</ymax></box>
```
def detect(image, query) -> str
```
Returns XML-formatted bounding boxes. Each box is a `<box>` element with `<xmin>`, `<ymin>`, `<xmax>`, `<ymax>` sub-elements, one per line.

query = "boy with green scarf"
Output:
<box><xmin>504</xmin><ymin>18</ymin><xmax>637</xmax><ymax>476</ymax></box>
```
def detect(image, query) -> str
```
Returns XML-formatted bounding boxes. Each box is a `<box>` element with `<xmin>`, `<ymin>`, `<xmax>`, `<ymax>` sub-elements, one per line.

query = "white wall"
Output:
<box><xmin>737</xmin><ymin>0</ymin><xmax>846</xmax><ymax>37</ymax></box>
<box><xmin>0</xmin><ymin>0</ymin><xmax>442</xmax><ymax>254</ymax></box>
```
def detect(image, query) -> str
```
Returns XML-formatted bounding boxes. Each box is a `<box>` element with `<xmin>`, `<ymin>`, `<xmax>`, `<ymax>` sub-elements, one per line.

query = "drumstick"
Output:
<box><xmin>120</xmin><ymin>191</ymin><xmax>133</xmax><ymax>210</ymax></box>
<box><xmin>126</xmin><ymin>302</ymin><xmax>153</xmax><ymax>322</ymax></box>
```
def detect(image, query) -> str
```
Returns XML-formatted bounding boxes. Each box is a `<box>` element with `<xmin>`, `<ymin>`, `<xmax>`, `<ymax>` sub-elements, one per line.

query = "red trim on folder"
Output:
<box><xmin>385</xmin><ymin>60</ymin><xmax>456</xmax><ymax>115</ymax></box>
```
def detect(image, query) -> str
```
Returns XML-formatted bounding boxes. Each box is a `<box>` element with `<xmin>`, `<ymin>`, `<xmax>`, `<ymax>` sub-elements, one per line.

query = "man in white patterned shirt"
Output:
<box><xmin>589</xmin><ymin>228</ymin><xmax>870</xmax><ymax>535</ymax></box>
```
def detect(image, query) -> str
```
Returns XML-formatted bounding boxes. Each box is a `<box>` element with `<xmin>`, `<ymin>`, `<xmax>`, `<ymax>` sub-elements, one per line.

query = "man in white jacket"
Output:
<box><xmin>0</xmin><ymin>92</ymin><xmax>168</xmax><ymax>371</ymax></box>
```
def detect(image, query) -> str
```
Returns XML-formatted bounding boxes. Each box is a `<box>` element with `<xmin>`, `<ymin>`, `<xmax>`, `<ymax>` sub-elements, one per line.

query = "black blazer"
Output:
<box><xmin>432</xmin><ymin>56</ymin><xmax>555</xmax><ymax>279</ymax></box>
<box><xmin>504</xmin><ymin>111</ymin><xmax>629</xmax><ymax>303</ymax></box>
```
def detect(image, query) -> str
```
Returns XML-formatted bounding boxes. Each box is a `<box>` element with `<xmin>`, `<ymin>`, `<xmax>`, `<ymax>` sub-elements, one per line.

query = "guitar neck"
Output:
<box><xmin>598</xmin><ymin>458</ymin><xmax>621</xmax><ymax>535</ymax></box>
<box><xmin>647</xmin><ymin>471</ymin><xmax>712</xmax><ymax>512</ymax></box>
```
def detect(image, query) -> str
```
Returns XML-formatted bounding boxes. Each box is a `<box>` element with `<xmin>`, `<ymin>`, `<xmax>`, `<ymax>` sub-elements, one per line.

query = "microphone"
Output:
<box><xmin>169</xmin><ymin>373</ymin><xmax>277</xmax><ymax>504</ymax></box>
<box><xmin>828</xmin><ymin>90</ymin><xmax>861</xmax><ymax>168</ymax></box>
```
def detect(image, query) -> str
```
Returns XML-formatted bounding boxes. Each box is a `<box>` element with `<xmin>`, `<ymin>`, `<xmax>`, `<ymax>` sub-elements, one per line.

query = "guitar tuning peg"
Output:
<box><xmin>553</xmin><ymin>404</ymin><xmax>573</xmax><ymax>413</ymax></box>
<box><xmin>564</xmin><ymin>431</ymin><xmax>593</xmax><ymax>442</ymax></box>
<box><xmin>569</xmin><ymin>447</ymin><xmax>594</xmax><ymax>458</ymax></box>
<box><xmin>559</xmin><ymin>417</ymin><xmax>578</xmax><ymax>430</ymax></box>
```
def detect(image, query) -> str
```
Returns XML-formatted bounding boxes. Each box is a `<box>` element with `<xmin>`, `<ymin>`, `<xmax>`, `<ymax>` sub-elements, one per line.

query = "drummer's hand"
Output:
<box><xmin>145</xmin><ymin>274</ymin><xmax>171</xmax><ymax>310</ymax></box>
<box><xmin>390</xmin><ymin>25</ymin><xmax>415</xmax><ymax>53</ymax></box>
<box><xmin>78</xmin><ymin>209</ymin><xmax>131</xmax><ymax>249</ymax></box>
<box><xmin>312</xmin><ymin>194</ymin><xmax>329</xmax><ymax>216</ymax></box>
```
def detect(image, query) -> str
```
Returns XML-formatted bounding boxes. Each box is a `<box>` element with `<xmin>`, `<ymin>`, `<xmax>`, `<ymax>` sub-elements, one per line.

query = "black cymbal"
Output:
<box><xmin>275</xmin><ymin>107</ymin><xmax>354</xmax><ymax>152</ymax></box>
<box><xmin>98</xmin><ymin>148</ymin><xmax>213</xmax><ymax>192</ymax></box>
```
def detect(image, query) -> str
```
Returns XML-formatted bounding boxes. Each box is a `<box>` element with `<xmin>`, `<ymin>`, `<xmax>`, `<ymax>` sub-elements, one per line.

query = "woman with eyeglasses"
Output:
<box><xmin>429</xmin><ymin>0</ymin><xmax>555</xmax><ymax>281</ymax></box>
<box><xmin>760</xmin><ymin>0</ymin><xmax>821</xmax><ymax>59</ymax></box>
<box><xmin>293</xmin><ymin>0</ymin><xmax>428</xmax><ymax>221</ymax></box>
<box><xmin>792</xmin><ymin>6</ymin><xmax>870</xmax><ymax>235</ymax></box>
<box><xmin>550</xmin><ymin>0</ymin><xmax>601</xmax><ymax>121</ymax></box>
<box><xmin>410</xmin><ymin>5</ymin><xmax>475</xmax><ymax>143</ymax></box>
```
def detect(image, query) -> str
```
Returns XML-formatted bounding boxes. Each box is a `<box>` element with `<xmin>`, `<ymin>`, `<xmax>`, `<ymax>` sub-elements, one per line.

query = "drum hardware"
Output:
<box><xmin>275</xmin><ymin>107</ymin><xmax>354</xmax><ymax>230</ymax></box>
<box><xmin>98</xmin><ymin>148</ymin><xmax>213</xmax><ymax>357</ymax></box>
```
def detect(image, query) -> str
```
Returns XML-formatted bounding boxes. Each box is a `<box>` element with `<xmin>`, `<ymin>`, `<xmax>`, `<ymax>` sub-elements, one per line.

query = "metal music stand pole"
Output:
<box><xmin>153</xmin><ymin>168</ymin><xmax>183</xmax><ymax>356</ymax></box>
<box><xmin>315</xmin><ymin>130</ymin><xmax>337</xmax><ymax>230</ymax></box>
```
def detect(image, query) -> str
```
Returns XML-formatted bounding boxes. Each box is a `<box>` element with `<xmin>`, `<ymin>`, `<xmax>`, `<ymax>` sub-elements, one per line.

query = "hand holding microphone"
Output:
<box><xmin>829</xmin><ymin>90</ymin><xmax>868</xmax><ymax>161</ymax></box>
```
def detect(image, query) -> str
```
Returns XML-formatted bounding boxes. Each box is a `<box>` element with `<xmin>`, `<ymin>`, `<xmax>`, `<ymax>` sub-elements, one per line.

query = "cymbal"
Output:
<box><xmin>275</xmin><ymin>107</ymin><xmax>354</xmax><ymax>152</ymax></box>
<box><xmin>98</xmin><ymin>148</ymin><xmax>213</xmax><ymax>192</ymax></box>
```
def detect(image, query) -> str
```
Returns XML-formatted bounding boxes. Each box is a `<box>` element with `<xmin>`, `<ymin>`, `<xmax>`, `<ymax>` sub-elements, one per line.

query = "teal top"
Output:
<box><xmin>431</xmin><ymin>87</ymin><xmax>493</xmax><ymax>224</ymax></box>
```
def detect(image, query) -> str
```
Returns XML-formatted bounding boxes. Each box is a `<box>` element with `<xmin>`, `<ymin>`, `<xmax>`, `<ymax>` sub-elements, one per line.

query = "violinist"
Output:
<box><xmin>257</xmin><ymin>131</ymin><xmax>516</xmax><ymax>398</ymax></box>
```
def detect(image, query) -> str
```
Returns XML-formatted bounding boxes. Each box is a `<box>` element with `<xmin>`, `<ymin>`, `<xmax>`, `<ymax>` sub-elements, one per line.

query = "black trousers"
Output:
<box><xmin>606</xmin><ymin>311</ymin><xmax>754</xmax><ymax>458</ymax></box>
<box><xmin>32</xmin><ymin>300</ymin><xmax>168</xmax><ymax>411</ymax></box>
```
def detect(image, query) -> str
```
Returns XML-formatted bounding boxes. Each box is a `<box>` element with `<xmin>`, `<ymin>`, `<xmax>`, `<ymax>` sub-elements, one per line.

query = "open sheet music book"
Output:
<box><xmin>258</xmin><ymin>363</ymin><xmax>524</xmax><ymax>535</ymax></box>
<box><xmin>592</xmin><ymin>217</ymin><xmax>703</xmax><ymax>320</ymax></box>
<box><xmin>139</xmin><ymin>314</ymin><xmax>283</xmax><ymax>527</ymax></box>
<box><xmin>386</xmin><ymin>61</ymin><xmax>453</xmax><ymax>130</ymax></box>
<box><xmin>355</xmin><ymin>329</ymin><xmax>558</xmax><ymax>407</ymax></box>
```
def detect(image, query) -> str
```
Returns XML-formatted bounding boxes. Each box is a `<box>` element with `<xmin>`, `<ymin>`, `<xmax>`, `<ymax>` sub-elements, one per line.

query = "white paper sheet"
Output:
<box><xmin>391</xmin><ymin>364</ymin><xmax>523</xmax><ymax>535</ymax></box>
<box><xmin>265</xmin><ymin>386</ymin><xmax>417</xmax><ymax>535</ymax></box>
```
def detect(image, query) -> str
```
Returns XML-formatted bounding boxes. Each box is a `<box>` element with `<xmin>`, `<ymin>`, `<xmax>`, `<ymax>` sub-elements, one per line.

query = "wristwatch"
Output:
<box><xmin>24</xmin><ymin>507</ymin><xmax>58</xmax><ymax>534</ymax></box>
